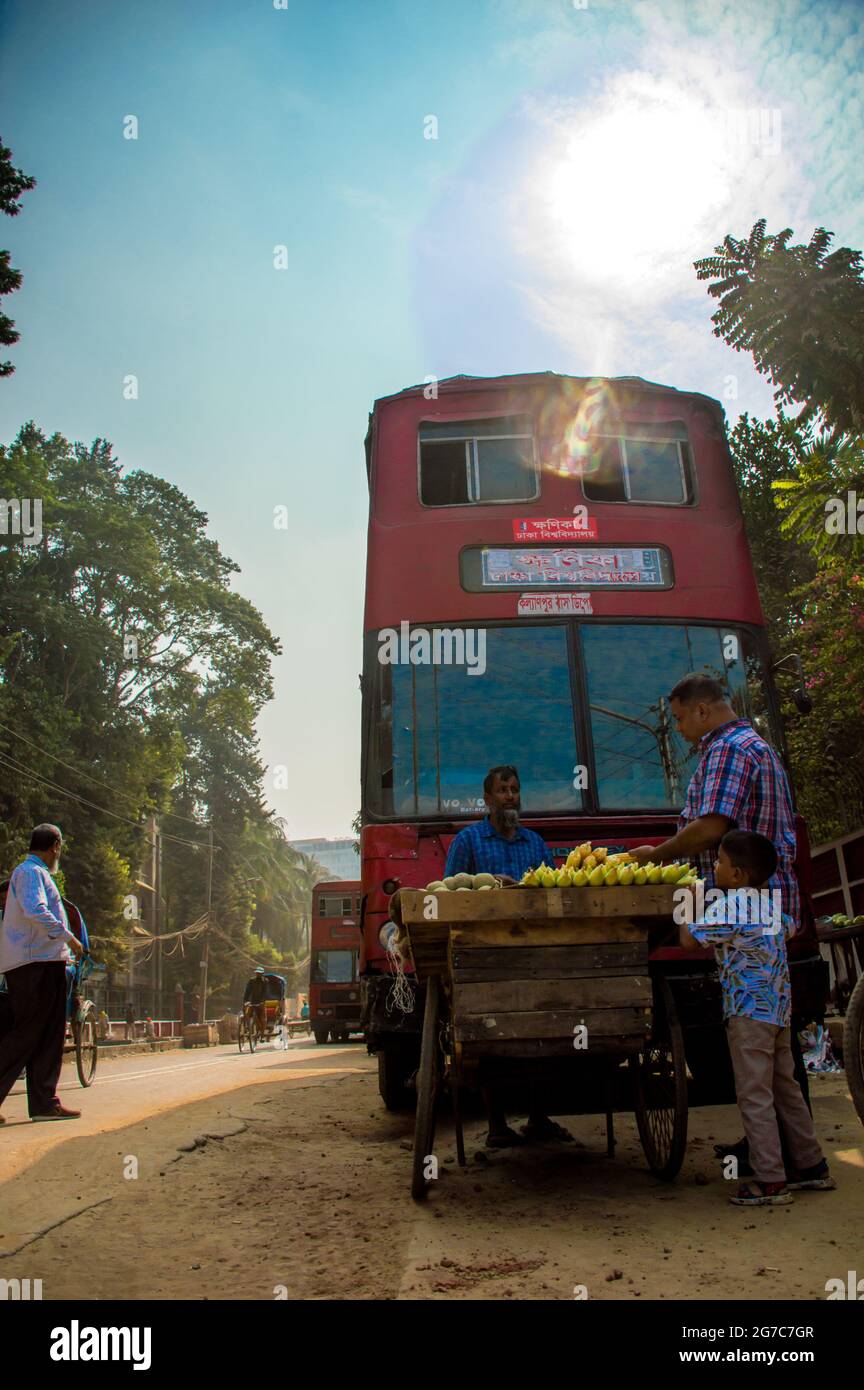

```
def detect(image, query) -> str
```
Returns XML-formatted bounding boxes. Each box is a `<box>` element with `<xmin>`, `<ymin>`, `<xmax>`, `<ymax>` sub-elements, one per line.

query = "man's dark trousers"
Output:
<box><xmin>0</xmin><ymin>961</ymin><xmax>68</xmax><ymax>1115</ymax></box>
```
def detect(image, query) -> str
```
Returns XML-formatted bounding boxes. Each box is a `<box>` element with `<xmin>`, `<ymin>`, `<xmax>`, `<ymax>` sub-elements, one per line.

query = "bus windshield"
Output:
<box><xmin>311</xmin><ymin>950</ymin><xmax>356</xmax><ymax>984</ymax></box>
<box><xmin>365</xmin><ymin>622</ymin><xmax>777</xmax><ymax>817</ymax></box>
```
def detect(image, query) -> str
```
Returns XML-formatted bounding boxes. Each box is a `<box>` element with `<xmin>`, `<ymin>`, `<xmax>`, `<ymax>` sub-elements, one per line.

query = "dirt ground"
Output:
<box><xmin>1</xmin><ymin>1052</ymin><xmax>862</xmax><ymax>1301</ymax></box>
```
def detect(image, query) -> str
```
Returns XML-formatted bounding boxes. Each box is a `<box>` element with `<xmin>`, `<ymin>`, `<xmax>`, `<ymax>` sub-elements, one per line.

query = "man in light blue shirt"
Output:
<box><xmin>0</xmin><ymin>824</ymin><xmax>84</xmax><ymax>1123</ymax></box>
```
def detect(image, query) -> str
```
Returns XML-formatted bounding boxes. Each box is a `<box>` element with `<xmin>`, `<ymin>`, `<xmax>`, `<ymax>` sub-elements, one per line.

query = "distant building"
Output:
<box><xmin>291</xmin><ymin>837</ymin><xmax>359</xmax><ymax>881</ymax></box>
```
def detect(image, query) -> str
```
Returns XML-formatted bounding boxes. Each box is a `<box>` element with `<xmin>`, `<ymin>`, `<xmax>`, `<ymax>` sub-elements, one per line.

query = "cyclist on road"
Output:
<box><xmin>243</xmin><ymin>967</ymin><xmax>268</xmax><ymax>1038</ymax></box>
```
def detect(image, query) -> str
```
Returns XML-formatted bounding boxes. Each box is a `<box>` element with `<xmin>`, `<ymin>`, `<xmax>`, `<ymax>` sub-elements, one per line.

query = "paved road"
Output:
<box><xmin>0</xmin><ymin>1036</ymin><xmax>372</xmax><ymax>1184</ymax></box>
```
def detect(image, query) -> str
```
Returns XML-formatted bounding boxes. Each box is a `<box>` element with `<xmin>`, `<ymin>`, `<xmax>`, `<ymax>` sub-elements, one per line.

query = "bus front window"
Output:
<box><xmin>581</xmin><ymin>624</ymin><xmax>778</xmax><ymax>810</ymax></box>
<box><xmin>368</xmin><ymin>625</ymin><xmax>581</xmax><ymax>817</ymax></box>
<box><xmin>311</xmin><ymin>951</ymin><xmax>356</xmax><ymax>984</ymax></box>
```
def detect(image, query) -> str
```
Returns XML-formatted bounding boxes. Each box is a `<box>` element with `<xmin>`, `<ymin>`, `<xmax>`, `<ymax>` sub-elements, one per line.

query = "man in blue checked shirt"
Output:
<box><xmin>445</xmin><ymin>767</ymin><xmax>573</xmax><ymax>1147</ymax></box>
<box><xmin>444</xmin><ymin>765</ymin><xmax>553</xmax><ymax>884</ymax></box>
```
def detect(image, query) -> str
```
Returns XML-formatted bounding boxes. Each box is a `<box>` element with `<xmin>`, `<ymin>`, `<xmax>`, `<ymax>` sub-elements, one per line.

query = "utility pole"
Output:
<box><xmin>147</xmin><ymin>815</ymin><xmax>158</xmax><ymax>1015</ymax></box>
<box><xmin>199</xmin><ymin>824</ymin><xmax>214</xmax><ymax>1025</ymax></box>
<box><xmin>155</xmin><ymin>818</ymin><xmax>163</xmax><ymax>1021</ymax></box>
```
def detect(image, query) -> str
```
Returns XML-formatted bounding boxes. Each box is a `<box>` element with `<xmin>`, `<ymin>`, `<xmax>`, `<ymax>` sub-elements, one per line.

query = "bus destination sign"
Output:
<box><xmin>481</xmin><ymin>546</ymin><xmax>667</xmax><ymax>589</ymax></box>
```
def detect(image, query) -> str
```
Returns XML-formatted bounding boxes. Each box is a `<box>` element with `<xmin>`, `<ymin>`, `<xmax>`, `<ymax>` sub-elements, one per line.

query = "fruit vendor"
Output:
<box><xmin>443</xmin><ymin>765</ymin><xmax>553</xmax><ymax>885</ymax></box>
<box><xmin>444</xmin><ymin>766</ymin><xmax>574</xmax><ymax>1149</ymax></box>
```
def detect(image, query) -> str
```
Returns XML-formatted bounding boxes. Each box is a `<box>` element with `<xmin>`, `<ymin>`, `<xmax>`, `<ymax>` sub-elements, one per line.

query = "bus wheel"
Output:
<box><xmin>313</xmin><ymin>1028</ymin><xmax>330</xmax><ymax>1045</ymax></box>
<box><xmin>378</xmin><ymin>1047</ymin><xmax>414</xmax><ymax>1112</ymax></box>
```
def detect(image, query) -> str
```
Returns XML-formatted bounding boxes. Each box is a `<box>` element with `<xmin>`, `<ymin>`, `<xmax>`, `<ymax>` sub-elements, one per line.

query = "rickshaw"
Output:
<box><xmin>239</xmin><ymin>971</ymin><xmax>288</xmax><ymax>1051</ymax></box>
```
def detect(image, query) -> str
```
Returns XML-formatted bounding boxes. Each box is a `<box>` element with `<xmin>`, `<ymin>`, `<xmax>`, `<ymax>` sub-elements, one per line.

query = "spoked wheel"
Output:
<box><xmin>411</xmin><ymin>975</ymin><xmax>441</xmax><ymax>1201</ymax></box>
<box><xmin>238</xmin><ymin>1017</ymin><xmax>253</xmax><ymax>1053</ymax></box>
<box><xmin>843</xmin><ymin>974</ymin><xmax>864</xmax><ymax>1128</ymax></box>
<box><xmin>74</xmin><ymin>1004</ymin><xmax>98</xmax><ymax>1087</ymax></box>
<box><xmin>630</xmin><ymin>975</ymin><xmax>688</xmax><ymax>1181</ymax></box>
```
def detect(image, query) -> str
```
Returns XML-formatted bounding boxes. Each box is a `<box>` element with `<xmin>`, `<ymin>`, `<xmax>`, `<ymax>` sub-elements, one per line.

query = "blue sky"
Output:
<box><xmin>1</xmin><ymin>0</ymin><xmax>862</xmax><ymax>837</ymax></box>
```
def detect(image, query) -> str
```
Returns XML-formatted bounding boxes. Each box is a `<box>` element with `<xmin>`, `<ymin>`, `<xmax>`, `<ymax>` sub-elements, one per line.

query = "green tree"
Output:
<box><xmin>0</xmin><ymin>423</ymin><xmax>288</xmax><ymax>980</ymax></box>
<box><xmin>727</xmin><ymin>416</ymin><xmax>864</xmax><ymax>841</ymax></box>
<box><xmin>0</xmin><ymin>139</ymin><xmax>36</xmax><ymax>377</ymax></box>
<box><xmin>695</xmin><ymin>220</ymin><xmax>864</xmax><ymax>437</ymax></box>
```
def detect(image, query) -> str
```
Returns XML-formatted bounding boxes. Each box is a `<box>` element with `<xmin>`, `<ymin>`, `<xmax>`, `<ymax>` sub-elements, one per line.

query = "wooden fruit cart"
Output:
<box><xmin>396</xmin><ymin>884</ymin><xmax>689</xmax><ymax>1200</ymax></box>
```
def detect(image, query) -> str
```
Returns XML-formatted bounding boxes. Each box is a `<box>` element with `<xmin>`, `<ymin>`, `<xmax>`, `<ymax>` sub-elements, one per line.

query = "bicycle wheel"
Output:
<box><xmin>238</xmin><ymin>1018</ymin><xmax>250</xmax><ymax>1053</ymax></box>
<box><xmin>249</xmin><ymin>1021</ymin><xmax>258</xmax><ymax>1053</ymax></box>
<box><xmin>75</xmin><ymin>1003</ymin><xmax>98</xmax><ymax>1087</ymax></box>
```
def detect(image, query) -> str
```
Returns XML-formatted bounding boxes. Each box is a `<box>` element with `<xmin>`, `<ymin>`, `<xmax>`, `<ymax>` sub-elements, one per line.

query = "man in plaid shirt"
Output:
<box><xmin>630</xmin><ymin>671</ymin><xmax>807</xmax><ymax>1174</ymax></box>
<box><xmin>630</xmin><ymin>673</ymin><xmax>799</xmax><ymax>908</ymax></box>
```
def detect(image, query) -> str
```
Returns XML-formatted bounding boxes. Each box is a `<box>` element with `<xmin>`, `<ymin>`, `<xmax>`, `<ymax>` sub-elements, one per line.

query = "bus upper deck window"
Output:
<box><xmin>583</xmin><ymin>422</ymin><xmax>693</xmax><ymax>505</ymax></box>
<box><xmin>419</xmin><ymin>417</ymin><xmax>538</xmax><ymax>506</ymax></box>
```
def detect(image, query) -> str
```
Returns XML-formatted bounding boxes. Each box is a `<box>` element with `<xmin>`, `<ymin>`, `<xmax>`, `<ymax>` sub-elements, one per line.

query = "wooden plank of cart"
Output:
<box><xmin>396</xmin><ymin>884</ymin><xmax>688</xmax><ymax>1201</ymax></box>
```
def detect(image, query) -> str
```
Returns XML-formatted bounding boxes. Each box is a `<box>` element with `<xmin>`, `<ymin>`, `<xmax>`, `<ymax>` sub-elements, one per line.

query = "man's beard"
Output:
<box><xmin>500</xmin><ymin>807</ymin><xmax>520</xmax><ymax>830</ymax></box>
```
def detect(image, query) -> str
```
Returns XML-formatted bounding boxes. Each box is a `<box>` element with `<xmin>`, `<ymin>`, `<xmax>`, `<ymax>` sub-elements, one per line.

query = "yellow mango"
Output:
<box><xmin>583</xmin><ymin>854</ymin><xmax>597</xmax><ymax>872</ymax></box>
<box><xmin>647</xmin><ymin>866</ymin><xmax>663</xmax><ymax>884</ymax></box>
<box><xmin>618</xmin><ymin>865</ymin><xmax>635</xmax><ymax>886</ymax></box>
<box><xmin>588</xmin><ymin>865</ymin><xmax>605</xmax><ymax>887</ymax></box>
<box><xmin>604</xmin><ymin>866</ymin><xmax>619</xmax><ymax>886</ymax></box>
<box><xmin>593</xmin><ymin>847</ymin><xmax>607</xmax><ymax>863</ymax></box>
<box><xmin>573</xmin><ymin>868</ymin><xmax>588</xmax><ymax>887</ymax></box>
<box><xmin>633</xmin><ymin>867</ymin><xmax>648</xmax><ymax>885</ymax></box>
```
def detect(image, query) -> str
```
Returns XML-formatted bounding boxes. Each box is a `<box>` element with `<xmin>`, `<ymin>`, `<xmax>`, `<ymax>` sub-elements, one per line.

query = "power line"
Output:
<box><xmin>0</xmin><ymin>749</ymin><xmax>213</xmax><ymax>851</ymax></box>
<box><xmin>0</xmin><ymin>717</ymin><xmax>206</xmax><ymax>828</ymax></box>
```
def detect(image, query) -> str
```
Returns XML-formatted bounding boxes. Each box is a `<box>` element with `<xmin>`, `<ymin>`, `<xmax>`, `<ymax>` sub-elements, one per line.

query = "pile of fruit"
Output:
<box><xmin>424</xmin><ymin>872</ymin><xmax>500</xmax><ymax>892</ymax></box>
<box><xmin>519</xmin><ymin>842</ymin><xmax>697</xmax><ymax>889</ymax></box>
<box><xmin>827</xmin><ymin>913</ymin><xmax>864</xmax><ymax>928</ymax></box>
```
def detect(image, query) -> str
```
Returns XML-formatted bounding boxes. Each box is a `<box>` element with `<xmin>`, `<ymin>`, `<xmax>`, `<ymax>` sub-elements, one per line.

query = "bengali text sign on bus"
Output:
<box><xmin>482</xmin><ymin>546</ymin><xmax>666</xmax><ymax>588</ymax></box>
<box><xmin>512</xmin><ymin>517</ymin><xmax>598</xmax><ymax>542</ymax></box>
<box><xmin>516</xmin><ymin>593</ymin><xmax>594</xmax><ymax>615</ymax></box>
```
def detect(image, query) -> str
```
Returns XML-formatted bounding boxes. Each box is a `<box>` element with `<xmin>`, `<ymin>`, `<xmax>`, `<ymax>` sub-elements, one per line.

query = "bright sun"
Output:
<box><xmin>531</xmin><ymin>78</ymin><xmax>739</xmax><ymax>298</ymax></box>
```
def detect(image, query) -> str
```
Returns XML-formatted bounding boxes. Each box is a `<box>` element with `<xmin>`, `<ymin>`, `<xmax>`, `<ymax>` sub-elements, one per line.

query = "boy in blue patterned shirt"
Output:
<box><xmin>680</xmin><ymin>830</ymin><xmax>834</xmax><ymax>1206</ymax></box>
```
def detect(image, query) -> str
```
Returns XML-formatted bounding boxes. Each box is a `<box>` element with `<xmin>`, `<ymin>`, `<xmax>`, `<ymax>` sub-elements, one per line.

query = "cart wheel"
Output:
<box><xmin>630</xmin><ymin>975</ymin><xmax>688</xmax><ymax>1181</ymax></box>
<box><xmin>411</xmin><ymin>974</ymin><xmax>441</xmax><ymax>1201</ymax></box>
<box><xmin>843</xmin><ymin>974</ymin><xmax>864</xmax><ymax>1128</ymax></box>
<box><xmin>313</xmin><ymin>1028</ymin><xmax>329</xmax><ymax>1045</ymax></box>
<box><xmin>75</xmin><ymin>1004</ymin><xmax>98</xmax><ymax>1087</ymax></box>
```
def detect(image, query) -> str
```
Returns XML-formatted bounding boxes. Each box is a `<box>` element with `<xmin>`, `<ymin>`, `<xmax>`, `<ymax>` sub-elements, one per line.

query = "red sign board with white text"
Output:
<box><xmin>513</xmin><ymin>517</ymin><xmax>598</xmax><ymax>542</ymax></box>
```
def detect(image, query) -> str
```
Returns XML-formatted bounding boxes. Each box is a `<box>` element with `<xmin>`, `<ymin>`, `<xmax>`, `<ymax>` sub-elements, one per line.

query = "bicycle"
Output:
<box><xmin>66</xmin><ymin>954</ymin><xmax>104</xmax><ymax>1087</ymax></box>
<box><xmin>238</xmin><ymin>1007</ymin><xmax>259</xmax><ymax>1053</ymax></box>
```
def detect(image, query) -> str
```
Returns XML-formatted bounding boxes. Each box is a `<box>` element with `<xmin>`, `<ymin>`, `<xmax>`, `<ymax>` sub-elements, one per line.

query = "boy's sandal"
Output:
<box><xmin>729</xmin><ymin>1182</ymin><xmax>793</xmax><ymax>1206</ymax></box>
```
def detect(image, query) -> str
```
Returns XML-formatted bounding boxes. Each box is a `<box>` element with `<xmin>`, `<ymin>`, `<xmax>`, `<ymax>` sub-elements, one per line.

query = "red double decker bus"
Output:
<box><xmin>309</xmin><ymin>881</ymin><xmax>362</xmax><ymax>1045</ymax></box>
<box><xmin>359</xmin><ymin>372</ymin><xmax>815</xmax><ymax>1109</ymax></box>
